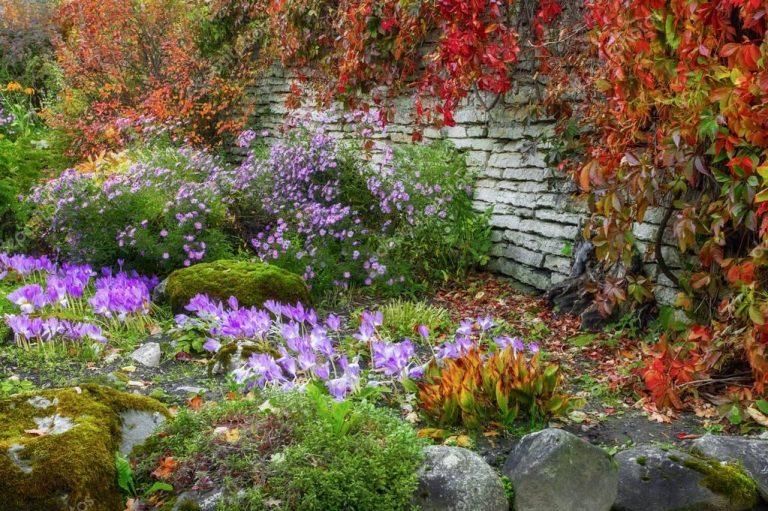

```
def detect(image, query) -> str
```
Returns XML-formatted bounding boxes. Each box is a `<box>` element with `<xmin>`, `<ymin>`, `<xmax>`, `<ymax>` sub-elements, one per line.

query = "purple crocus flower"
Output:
<box><xmin>7</xmin><ymin>284</ymin><xmax>47</xmax><ymax>313</ymax></box>
<box><xmin>372</xmin><ymin>339</ymin><xmax>415</xmax><ymax>377</ymax></box>
<box><xmin>326</xmin><ymin>377</ymin><xmax>351</xmax><ymax>401</ymax></box>
<box><xmin>247</xmin><ymin>353</ymin><xmax>284</xmax><ymax>385</ymax></box>
<box><xmin>354</xmin><ymin>321</ymin><xmax>375</xmax><ymax>342</ymax></box>
<box><xmin>477</xmin><ymin>315</ymin><xmax>494</xmax><ymax>331</ymax></box>
<box><xmin>361</xmin><ymin>310</ymin><xmax>383</xmax><ymax>327</ymax></box>
<box><xmin>263</xmin><ymin>299</ymin><xmax>283</xmax><ymax>316</ymax></box>
<box><xmin>456</xmin><ymin>319</ymin><xmax>473</xmax><ymax>336</ymax></box>
<box><xmin>417</xmin><ymin>324</ymin><xmax>430</xmax><ymax>340</ymax></box>
<box><xmin>325</xmin><ymin>314</ymin><xmax>342</xmax><ymax>331</ymax></box>
<box><xmin>203</xmin><ymin>338</ymin><xmax>222</xmax><ymax>353</ymax></box>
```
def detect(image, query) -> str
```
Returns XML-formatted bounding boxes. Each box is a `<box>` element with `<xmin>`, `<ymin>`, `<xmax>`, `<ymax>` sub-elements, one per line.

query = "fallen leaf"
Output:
<box><xmin>455</xmin><ymin>435</ymin><xmax>472</xmax><ymax>447</ymax></box>
<box><xmin>747</xmin><ymin>406</ymin><xmax>768</xmax><ymax>427</ymax></box>
<box><xmin>151</xmin><ymin>457</ymin><xmax>179</xmax><ymax>479</ymax></box>
<box><xmin>121</xmin><ymin>365</ymin><xmax>137</xmax><ymax>373</ymax></box>
<box><xmin>417</xmin><ymin>427</ymin><xmax>447</xmax><ymax>440</ymax></box>
<box><xmin>648</xmin><ymin>411</ymin><xmax>673</xmax><ymax>423</ymax></box>
<box><xmin>225</xmin><ymin>428</ymin><xmax>241</xmax><ymax>443</ymax></box>
<box><xmin>189</xmin><ymin>394</ymin><xmax>204</xmax><ymax>411</ymax></box>
<box><xmin>175</xmin><ymin>351</ymin><xmax>193</xmax><ymax>362</ymax></box>
<box><xmin>675</xmin><ymin>433</ymin><xmax>701</xmax><ymax>440</ymax></box>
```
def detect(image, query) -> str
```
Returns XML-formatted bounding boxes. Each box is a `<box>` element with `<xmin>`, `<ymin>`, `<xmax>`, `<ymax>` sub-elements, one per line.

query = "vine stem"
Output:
<box><xmin>655</xmin><ymin>191</ymin><xmax>681</xmax><ymax>289</ymax></box>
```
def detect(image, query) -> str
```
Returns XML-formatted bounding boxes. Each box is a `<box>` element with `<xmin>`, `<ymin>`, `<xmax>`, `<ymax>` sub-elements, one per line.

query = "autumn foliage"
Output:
<box><xmin>208</xmin><ymin>0</ymin><xmax>529</xmax><ymax>130</ymax></box>
<box><xmin>49</xmin><ymin>0</ymin><xmax>246</xmax><ymax>154</ymax></box>
<box><xmin>545</xmin><ymin>0</ymin><xmax>768</xmax><ymax>406</ymax></box>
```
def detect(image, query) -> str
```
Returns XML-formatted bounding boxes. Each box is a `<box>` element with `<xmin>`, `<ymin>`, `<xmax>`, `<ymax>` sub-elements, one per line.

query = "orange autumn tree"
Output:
<box><xmin>545</xmin><ymin>0</ymin><xmax>768</xmax><ymax>407</ymax></box>
<box><xmin>51</xmin><ymin>0</ymin><xmax>245</xmax><ymax>155</ymax></box>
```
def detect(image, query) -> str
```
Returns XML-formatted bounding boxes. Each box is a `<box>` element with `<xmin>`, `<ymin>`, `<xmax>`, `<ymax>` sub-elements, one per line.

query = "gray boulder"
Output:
<box><xmin>119</xmin><ymin>409</ymin><xmax>166</xmax><ymax>455</ymax></box>
<box><xmin>131</xmin><ymin>341</ymin><xmax>162</xmax><ymax>367</ymax></box>
<box><xmin>614</xmin><ymin>445</ymin><xmax>758</xmax><ymax>511</ymax></box>
<box><xmin>692</xmin><ymin>434</ymin><xmax>768</xmax><ymax>501</ymax></box>
<box><xmin>413</xmin><ymin>445</ymin><xmax>508</xmax><ymax>511</ymax></box>
<box><xmin>151</xmin><ymin>277</ymin><xmax>168</xmax><ymax>303</ymax></box>
<box><xmin>502</xmin><ymin>428</ymin><xmax>617</xmax><ymax>511</ymax></box>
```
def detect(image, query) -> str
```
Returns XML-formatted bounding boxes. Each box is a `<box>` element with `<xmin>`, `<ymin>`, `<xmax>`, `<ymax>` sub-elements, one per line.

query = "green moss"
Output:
<box><xmin>175</xmin><ymin>501</ymin><xmax>202</xmax><ymax>511</ymax></box>
<box><xmin>0</xmin><ymin>384</ymin><xmax>168</xmax><ymax>511</ymax></box>
<box><xmin>682</xmin><ymin>453</ymin><xmax>758</xmax><ymax>509</ymax></box>
<box><xmin>636</xmin><ymin>456</ymin><xmax>647</xmax><ymax>466</ymax></box>
<box><xmin>164</xmin><ymin>259</ymin><xmax>310</xmax><ymax>312</ymax></box>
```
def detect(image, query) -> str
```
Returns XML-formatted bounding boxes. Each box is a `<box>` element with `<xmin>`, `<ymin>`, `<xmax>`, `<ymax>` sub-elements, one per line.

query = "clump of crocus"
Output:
<box><xmin>3</xmin><ymin>253</ymin><xmax>158</xmax><ymax>350</ymax></box>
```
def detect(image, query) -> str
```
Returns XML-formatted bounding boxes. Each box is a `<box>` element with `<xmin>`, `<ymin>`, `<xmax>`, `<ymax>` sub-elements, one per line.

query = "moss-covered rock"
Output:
<box><xmin>614</xmin><ymin>445</ymin><xmax>758</xmax><ymax>511</ymax></box>
<box><xmin>0</xmin><ymin>384</ymin><xmax>168</xmax><ymax>511</ymax></box>
<box><xmin>162</xmin><ymin>259</ymin><xmax>310</xmax><ymax>312</ymax></box>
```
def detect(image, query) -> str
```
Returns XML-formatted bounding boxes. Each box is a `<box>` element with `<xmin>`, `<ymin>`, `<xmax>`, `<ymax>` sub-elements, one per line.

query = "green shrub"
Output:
<box><xmin>0</xmin><ymin>83</ymin><xmax>71</xmax><ymax>242</ymax></box>
<box><xmin>231</xmin><ymin>130</ymin><xmax>491</xmax><ymax>296</ymax></box>
<box><xmin>26</xmin><ymin>144</ymin><xmax>234</xmax><ymax>274</ymax></box>
<box><xmin>163</xmin><ymin>259</ymin><xmax>309</xmax><ymax>312</ymax></box>
<box><xmin>133</xmin><ymin>392</ymin><xmax>424</xmax><ymax>511</ymax></box>
<box><xmin>384</xmin><ymin>142</ymin><xmax>493</xmax><ymax>287</ymax></box>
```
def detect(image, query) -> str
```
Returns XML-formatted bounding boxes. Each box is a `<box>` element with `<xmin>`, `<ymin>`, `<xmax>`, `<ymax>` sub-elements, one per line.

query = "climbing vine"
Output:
<box><xmin>208</xmin><ymin>0</ymin><xmax>557</xmax><ymax>132</ymax></box>
<box><xmin>544</xmin><ymin>0</ymin><xmax>768</xmax><ymax>407</ymax></box>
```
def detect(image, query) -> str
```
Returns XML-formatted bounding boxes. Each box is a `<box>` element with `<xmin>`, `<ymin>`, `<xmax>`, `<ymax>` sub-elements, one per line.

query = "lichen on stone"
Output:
<box><xmin>163</xmin><ymin>259</ymin><xmax>310</xmax><ymax>312</ymax></box>
<box><xmin>0</xmin><ymin>384</ymin><xmax>168</xmax><ymax>511</ymax></box>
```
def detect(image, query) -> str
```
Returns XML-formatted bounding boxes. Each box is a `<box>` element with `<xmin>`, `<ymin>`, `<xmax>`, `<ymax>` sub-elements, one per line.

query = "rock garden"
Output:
<box><xmin>4</xmin><ymin>1</ymin><xmax>768</xmax><ymax>510</ymax></box>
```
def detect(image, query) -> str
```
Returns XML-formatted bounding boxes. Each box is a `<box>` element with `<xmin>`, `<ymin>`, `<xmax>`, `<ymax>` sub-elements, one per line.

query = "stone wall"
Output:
<box><xmin>245</xmin><ymin>67</ymin><xmax>679</xmax><ymax>303</ymax></box>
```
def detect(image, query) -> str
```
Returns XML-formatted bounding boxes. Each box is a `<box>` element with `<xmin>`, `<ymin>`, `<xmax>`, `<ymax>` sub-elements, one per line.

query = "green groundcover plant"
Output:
<box><xmin>132</xmin><ymin>390</ymin><xmax>425</xmax><ymax>510</ymax></box>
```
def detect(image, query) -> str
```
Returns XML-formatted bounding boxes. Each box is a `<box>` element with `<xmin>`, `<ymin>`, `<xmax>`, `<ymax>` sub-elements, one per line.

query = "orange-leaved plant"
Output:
<box><xmin>418</xmin><ymin>346</ymin><xmax>575</xmax><ymax>430</ymax></box>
